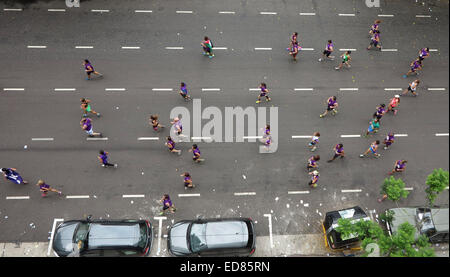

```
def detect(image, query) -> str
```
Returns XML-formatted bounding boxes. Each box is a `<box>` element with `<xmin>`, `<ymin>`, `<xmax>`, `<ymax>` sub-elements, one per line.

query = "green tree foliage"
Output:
<box><xmin>381</xmin><ymin>176</ymin><xmax>409</xmax><ymax>202</ymax></box>
<box><xmin>425</xmin><ymin>168</ymin><xmax>449</xmax><ymax>206</ymax></box>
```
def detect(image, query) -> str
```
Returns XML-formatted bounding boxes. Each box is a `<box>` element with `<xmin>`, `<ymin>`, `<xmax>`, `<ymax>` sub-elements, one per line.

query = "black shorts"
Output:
<box><xmin>419</xmin><ymin>56</ymin><xmax>425</xmax><ymax>61</ymax></box>
<box><xmin>370</xmin><ymin>41</ymin><xmax>379</xmax><ymax>47</ymax></box>
<box><xmin>407</xmin><ymin>86</ymin><xmax>412</xmax><ymax>91</ymax></box>
<box><xmin>323</xmin><ymin>50</ymin><xmax>331</xmax><ymax>56</ymax></box>
<box><xmin>86</xmin><ymin>71</ymin><xmax>93</xmax><ymax>76</ymax></box>
<box><xmin>327</xmin><ymin>106</ymin><xmax>335</xmax><ymax>111</ymax></box>
<box><xmin>162</xmin><ymin>205</ymin><xmax>169</xmax><ymax>210</ymax></box>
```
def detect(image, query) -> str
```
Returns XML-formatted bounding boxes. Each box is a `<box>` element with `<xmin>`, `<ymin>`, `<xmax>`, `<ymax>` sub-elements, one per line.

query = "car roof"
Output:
<box><xmin>325</xmin><ymin>206</ymin><xmax>368</xmax><ymax>226</ymax></box>
<box><xmin>88</xmin><ymin>222</ymin><xmax>141</xmax><ymax>248</ymax></box>
<box><xmin>204</xmin><ymin>221</ymin><xmax>249</xmax><ymax>249</ymax></box>
<box><xmin>431</xmin><ymin>208</ymin><xmax>449</xmax><ymax>232</ymax></box>
<box><xmin>388</xmin><ymin>208</ymin><xmax>417</xmax><ymax>235</ymax></box>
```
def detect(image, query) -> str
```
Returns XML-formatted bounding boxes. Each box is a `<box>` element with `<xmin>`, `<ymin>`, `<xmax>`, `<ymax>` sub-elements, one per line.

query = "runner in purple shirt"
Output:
<box><xmin>383</xmin><ymin>132</ymin><xmax>395</xmax><ymax>150</ymax></box>
<box><xmin>150</xmin><ymin>114</ymin><xmax>165</xmax><ymax>132</ymax></box>
<box><xmin>308</xmin><ymin>170</ymin><xmax>319</xmax><ymax>188</ymax></box>
<box><xmin>179</xmin><ymin>82</ymin><xmax>191</xmax><ymax>101</ymax></box>
<box><xmin>98</xmin><ymin>150</ymin><xmax>118</xmax><ymax>168</ymax></box>
<box><xmin>159</xmin><ymin>194</ymin><xmax>176</xmax><ymax>215</ymax></box>
<box><xmin>83</xmin><ymin>59</ymin><xmax>102</xmax><ymax>80</ymax></box>
<box><xmin>181</xmin><ymin>172</ymin><xmax>195</xmax><ymax>189</ymax></box>
<box><xmin>307</xmin><ymin>155</ymin><xmax>320</xmax><ymax>171</ymax></box>
<box><xmin>189</xmin><ymin>144</ymin><xmax>205</xmax><ymax>163</ymax></box>
<box><xmin>256</xmin><ymin>83</ymin><xmax>271</xmax><ymax>103</ymax></box>
<box><xmin>389</xmin><ymin>160</ymin><xmax>407</xmax><ymax>175</ymax></box>
<box><xmin>80</xmin><ymin>118</ymin><xmax>102</xmax><ymax>137</ymax></box>
<box><xmin>418</xmin><ymin>47</ymin><xmax>430</xmax><ymax>61</ymax></box>
<box><xmin>367</xmin><ymin>30</ymin><xmax>381</xmax><ymax>51</ymax></box>
<box><xmin>165</xmin><ymin>136</ymin><xmax>181</xmax><ymax>155</ymax></box>
<box><xmin>372</xmin><ymin>104</ymin><xmax>386</xmax><ymax>121</ymax></box>
<box><xmin>320</xmin><ymin>96</ymin><xmax>338</xmax><ymax>118</ymax></box>
<box><xmin>319</xmin><ymin>40</ymin><xmax>335</xmax><ymax>61</ymax></box>
<box><xmin>36</xmin><ymin>179</ymin><xmax>62</xmax><ymax>197</ymax></box>
<box><xmin>327</xmin><ymin>144</ymin><xmax>345</xmax><ymax>162</ymax></box>
<box><xmin>406</xmin><ymin>58</ymin><xmax>422</xmax><ymax>76</ymax></box>
<box><xmin>369</xmin><ymin>20</ymin><xmax>381</xmax><ymax>36</ymax></box>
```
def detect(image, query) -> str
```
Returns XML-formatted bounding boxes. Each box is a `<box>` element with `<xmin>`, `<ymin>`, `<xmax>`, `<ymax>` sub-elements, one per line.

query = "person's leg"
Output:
<box><xmin>328</xmin><ymin>153</ymin><xmax>339</xmax><ymax>162</ymax></box>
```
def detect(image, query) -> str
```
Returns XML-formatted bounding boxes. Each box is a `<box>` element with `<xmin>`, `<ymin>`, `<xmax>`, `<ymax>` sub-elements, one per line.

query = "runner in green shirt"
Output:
<box><xmin>335</xmin><ymin>51</ymin><xmax>351</xmax><ymax>70</ymax></box>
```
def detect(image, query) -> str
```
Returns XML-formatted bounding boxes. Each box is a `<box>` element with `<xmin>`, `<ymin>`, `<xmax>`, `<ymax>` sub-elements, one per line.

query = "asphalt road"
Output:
<box><xmin>0</xmin><ymin>0</ymin><xmax>448</xmax><ymax>243</ymax></box>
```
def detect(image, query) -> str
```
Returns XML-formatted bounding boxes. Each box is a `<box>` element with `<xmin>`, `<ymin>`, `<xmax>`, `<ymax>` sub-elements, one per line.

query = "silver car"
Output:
<box><xmin>168</xmin><ymin>218</ymin><xmax>256</xmax><ymax>256</ymax></box>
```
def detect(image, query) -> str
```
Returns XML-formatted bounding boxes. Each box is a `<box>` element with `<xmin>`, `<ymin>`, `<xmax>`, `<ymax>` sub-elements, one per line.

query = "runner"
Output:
<box><xmin>364</xmin><ymin>118</ymin><xmax>380</xmax><ymax>137</ymax></box>
<box><xmin>388</xmin><ymin>94</ymin><xmax>400</xmax><ymax>115</ymax></box>
<box><xmin>367</xmin><ymin>30</ymin><xmax>382</xmax><ymax>51</ymax></box>
<box><xmin>259</xmin><ymin>124</ymin><xmax>271</xmax><ymax>143</ymax></box>
<box><xmin>289</xmin><ymin>41</ymin><xmax>300</xmax><ymax>62</ymax></box>
<box><xmin>256</xmin><ymin>83</ymin><xmax>271</xmax><ymax>104</ymax></box>
<box><xmin>83</xmin><ymin>59</ymin><xmax>102</xmax><ymax>80</ymax></box>
<box><xmin>159</xmin><ymin>194</ymin><xmax>176</xmax><ymax>215</ymax></box>
<box><xmin>1</xmin><ymin>168</ymin><xmax>28</xmax><ymax>184</ymax></box>
<box><xmin>170</xmin><ymin>117</ymin><xmax>187</xmax><ymax>140</ymax></box>
<box><xmin>291</xmin><ymin>32</ymin><xmax>298</xmax><ymax>46</ymax></box>
<box><xmin>418</xmin><ymin>47</ymin><xmax>430</xmax><ymax>62</ymax></box>
<box><xmin>369</xmin><ymin>19</ymin><xmax>381</xmax><ymax>36</ymax></box>
<box><xmin>149</xmin><ymin>114</ymin><xmax>165</xmax><ymax>132</ymax></box>
<box><xmin>327</xmin><ymin>144</ymin><xmax>345</xmax><ymax>162</ymax></box>
<box><xmin>98</xmin><ymin>150</ymin><xmax>118</xmax><ymax>168</ymax></box>
<box><xmin>319</xmin><ymin>96</ymin><xmax>338</xmax><ymax>118</ymax></box>
<box><xmin>36</xmin><ymin>180</ymin><xmax>62</xmax><ymax>197</ymax></box>
<box><xmin>80</xmin><ymin>118</ymin><xmax>102</xmax><ymax>137</ymax></box>
<box><xmin>181</xmin><ymin>172</ymin><xmax>195</xmax><ymax>189</ymax></box>
<box><xmin>189</xmin><ymin>144</ymin><xmax>205</xmax><ymax>163</ymax></box>
<box><xmin>388</xmin><ymin>160</ymin><xmax>407</xmax><ymax>175</ymax></box>
<box><xmin>383</xmin><ymin>132</ymin><xmax>395</xmax><ymax>150</ymax></box>
<box><xmin>306</xmin><ymin>155</ymin><xmax>320</xmax><ymax>172</ymax></box>
<box><xmin>179</xmin><ymin>82</ymin><xmax>191</xmax><ymax>101</ymax></box>
<box><xmin>318</xmin><ymin>40</ymin><xmax>335</xmax><ymax>62</ymax></box>
<box><xmin>335</xmin><ymin>51</ymin><xmax>351</xmax><ymax>70</ymax></box>
<box><xmin>360</xmin><ymin>140</ymin><xmax>381</xmax><ymax>158</ymax></box>
<box><xmin>165</xmin><ymin>136</ymin><xmax>182</xmax><ymax>155</ymax></box>
<box><xmin>402</xmin><ymin>79</ymin><xmax>420</xmax><ymax>97</ymax></box>
<box><xmin>372</xmin><ymin>104</ymin><xmax>386</xmax><ymax>121</ymax></box>
<box><xmin>387</xmin><ymin>95</ymin><xmax>400</xmax><ymax>115</ymax></box>
<box><xmin>201</xmin><ymin>36</ymin><xmax>214</xmax><ymax>58</ymax></box>
<box><xmin>308</xmin><ymin>132</ymin><xmax>320</xmax><ymax>152</ymax></box>
<box><xmin>308</xmin><ymin>170</ymin><xmax>319</xmax><ymax>188</ymax></box>
<box><xmin>80</xmin><ymin>98</ymin><xmax>101</xmax><ymax>117</ymax></box>
<box><xmin>406</xmin><ymin>58</ymin><xmax>422</xmax><ymax>76</ymax></box>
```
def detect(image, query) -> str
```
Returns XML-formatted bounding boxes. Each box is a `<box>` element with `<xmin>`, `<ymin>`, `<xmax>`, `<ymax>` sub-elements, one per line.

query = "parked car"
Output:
<box><xmin>52</xmin><ymin>217</ymin><xmax>153</xmax><ymax>257</ymax></box>
<box><xmin>167</xmin><ymin>218</ymin><xmax>255</xmax><ymax>256</ymax></box>
<box><xmin>385</xmin><ymin>207</ymin><xmax>449</xmax><ymax>243</ymax></box>
<box><xmin>322</xmin><ymin>206</ymin><xmax>371</xmax><ymax>250</ymax></box>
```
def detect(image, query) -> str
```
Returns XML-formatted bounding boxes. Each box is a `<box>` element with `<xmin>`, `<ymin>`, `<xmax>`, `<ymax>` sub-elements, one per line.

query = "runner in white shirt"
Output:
<box><xmin>402</xmin><ymin>79</ymin><xmax>420</xmax><ymax>97</ymax></box>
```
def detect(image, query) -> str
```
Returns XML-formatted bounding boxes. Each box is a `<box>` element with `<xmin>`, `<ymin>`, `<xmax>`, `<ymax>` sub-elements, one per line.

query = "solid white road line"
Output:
<box><xmin>339</xmin><ymin>48</ymin><xmax>356</xmax><ymax>51</ymax></box>
<box><xmin>48</xmin><ymin>9</ymin><xmax>66</xmax><ymax>12</ymax></box>
<box><xmin>152</xmin><ymin>88</ymin><xmax>173</xmax><ymax>91</ymax></box>
<box><xmin>435</xmin><ymin>133</ymin><xmax>449</xmax><ymax>137</ymax></box>
<box><xmin>6</xmin><ymin>196</ymin><xmax>30</xmax><ymax>200</ymax></box>
<box><xmin>260</xmin><ymin>12</ymin><xmax>277</xmax><ymax>15</ymax></box>
<box><xmin>48</xmin><ymin>219</ymin><xmax>64</xmax><ymax>256</ymax></box>
<box><xmin>176</xmin><ymin>10</ymin><xmax>193</xmax><ymax>14</ymax></box>
<box><xmin>288</xmin><ymin>191</ymin><xmax>310</xmax><ymax>194</ymax></box>
<box><xmin>178</xmin><ymin>194</ymin><xmax>201</xmax><ymax>197</ymax></box>
<box><xmin>3</xmin><ymin>8</ymin><xmax>22</xmax><ymax>11</ymax></box>
<box><xmin>202</xmin><ymin>88</ymin><xmax>221</xmax><ymax>92</ymax></box>
<box><xmin>154</xmin><ymin>216</ymin><xmax>167</xmax><ymax>256</ymax></box>
<box><xmin>428</xmin><ymin>88</ymin><xmax>446</xmax><ymax>91</ymax></box>
<box><xmin>416</xmin><ymin>15</ymin><xmax>431</xmax><ymax>18</ymax></box>
<box><xmin>339</xmin><ymin>88</ymin><xmax>359</xmax><ymax>91</ymax></box>
<box><xmin>340</xmin><ymin>134</ymin><xmax>361</xmax><ymax>138</ymax></box>
<box><xmin>66</xmin><ymin>195</ymin><xmax>90</xmax><ymax>199</ymax></box>
<box><xmin>54</xmin><ymin>88</ymin><xmax>76</xmax><ymax>91</ymax></box>
<box><xmin>27</xmin><ymin>46</ymin><xmax>47</xmax><ymax>49</ymax></box>
<box><xmin>165</xmin><ymin>47</ymin><xmax>184</xmax><ymax>50</ymax></box>
<box><xmin>122</xmin><ymin>194</ymin><xmax>145</xmax><ymax>198</ymax></box>
<box><xmin>105</xmin><ymin>88</ymin><xmax>126</xmax><ymax>91</ymax></box>
<box><xmin>3</xmin><ymin>88</ymin><xmax>25</xmax><ymax>91</ymax></box>
<box><xmin>294</xmin><ymin>88</ymin><xmax>314</xmax><ymax>91</ymax></box>
<box><xmin>135</xmin><ymin>10</ymin><xmax>153</xmax><ymax>13</ymax></box>
<box><xmin>341</xmin><ymin>189</ymin><xmax>362</xmax><ymax>193</ymax></box>
<box><xmin>384</xmin><ymin>88</ymin><xmax>402</xmax><ymax>91</ymax></box>
<box><xmin>263</xmin><ymin>214</ymin><xmax>274</xmax><ymax>248</ymax></box>
<box><xmin>121</xmin><ymin>46</ymin><xmax>140</xmax><ymax>49</ymax></box>
<box><xmin>381</xmin><ymin>49</ymin><xmax>398</xmax><ymax>52</ymax></box>
<box><xmin>32</xmin><ymin>138</ymin><xmax>54</xmax><ymax>141</ymax></box>
<box><xmin>378</xmin><ymin>14</ymin><xmax>394</xmax><ymax>17</ymax></box>
<box><xmin>91</xmin><ymin>9</ymin><xmax>110</xmax><ymax>13</ymax></box>
<box><xmin>254</xmin><ymin>48</ymin><xmax>272</xmax><ymax>50</ymax></box>
<box><xmin>86</xmin><ymin>137</ymin><xmax>108</xmax><ymax>141</ymax></box>
<box><xmin>138</xmin><ymin>137</ymin><xmax>159</xmax><ymax>141</ymax></box>
<box><xmin>299</xmin><ymin>12</ymin><xmax>316</xmax><ymax>16</ymax></box>
<box><xmin>75</xmin><ymin>46</ymin><xmax>94</xmax><ymax>49</ymax></box>
<box><xmin>339</xmin><ymin>13</ymin><xmax>355</xmax><ymax>16</ymax></box>
<box><xmin>291</xmin><ymin>135</ymin><xmax>312</xmax><ymax>139</ymax></box>
<box><xmin>219</xmin><ymin>11</ymin><xmax>235</xmax><ymax>14</ymax></box>
<box><xmin>234</xmin><ymin>192</ymin><xmax>256</xmax><ymax>196</ymax></box>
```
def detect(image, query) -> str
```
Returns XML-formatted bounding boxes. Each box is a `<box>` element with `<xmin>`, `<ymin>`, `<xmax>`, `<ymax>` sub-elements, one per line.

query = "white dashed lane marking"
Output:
<box><xmin>137</xmin><ymin>137</ymin><xmax>159</xmax><ymax>141</ymax></box>
<box><xmin>260</xmin><ymin>12</ymin><xmax>277</xmax><ymax>15</ymax></box>
<box><xmin>218</xmin><ymin>11</ymin><xmax>235</xmax><ymax>14</ymax></box>
<box><xmin>176</xmin><ymin>10</ymin><xmax>193</xmax><ymax>14</ymax></box>
<box><xmin>340</xmin><ymin>135</ymin><xmax>361</xmax><ymax>138</ymax></box>
<box><xmin>339</xmin><ymin>48</ymin><xmax>356</xmax><ymax>51</ymax></box>
<box><xmin>294</xmin><ymin>88</ymin><xmax>314</xmax><ymax>91</ymax></box>
<box><xmin>291</xmin><ymin>135</ymin><xmax>312</xmax><ymax>139</ymax></box>
<box><xmin>3</xmin><ymin>88</ymin><xmax>25</xmax><ymax>91</ymax></box>
<box><xmin>165</xmin><ymin>47</ymin><xmax>184</xmax><ymax>50</ymax></box>
<box><xmin>27</xmin><ymin>46</ymin><xmax>47</xmax><ymax>49</ymax></box>
<box><xmin>288</xmin><ymin>191</ymin><xmax>310</xmax><ymax>195</ymax></box>
<box><xmin>254</xmin><ymin>48</ymin><xmax>272</xmax><ymax>51</ymax></box>
<box><xmin>152</xmin><ymin>88</ymin><xmax>173</xmax><ymax>91</ymax></box>
<box><xmin>299</xmin><ymin>12</ymin><xmax>316</xmax><ymax>16</ymax></box>
<box><xmin>416</xmin><ymin>15</ymin><xmax>431</xmax><ymax>18</ymax></box>
<box><xmin>3</xmin><ymin>8</ymin><xmax>22</xmax><ymax>11</ymax></box>
<box><xmin>202</xmin><ymin>88</ymin><xmax>221</xmax><ymax>92</ymax></box>
<box><xmin>122</xmin><ymin>194</ymin><xmax>145</xmax><ymax>198</ymax></box>
<box><xmin>234</xmin><ymin>192</ymin><xmax>256</xmax><ymax>196</ymax></box>
<box><xmin>339</xmin><ymin>88</ymin><xmax>359</xmax><ymax>91</ymax></box>
<box><xmin>48</xmin><ymin>9</ymin><xmax>66</xmax><ymax>12</ymax></box>
<box><xmin>54</xmin><ymin>88</ymin><xmax>76</xmax><ymax>91</ymax></box>
<box><xmin>341</xmin><ymin>189</ymin><xmax>362</xmax><ymax>193</ymax></box>
<box><xmin>6</xmin><ymin>196</ymin><xmax>30</xmax><ymax>200</ymax></box>
<box><xmin>378</xmin><ymin>14</ymin><xmax>394</xmax><ymax>17</ymax></box>
<box><xmin>134</xmin><ymin>10</ymin><xmax>153</xmax><ymax>13</ymax></box>
<box><xmin>121</xmin><ymin>46</ymin><xmax>141</xmax><ymax>49</ymax></box>
<box><xmin>105</xmin><ymin>88</ymin><xmax>126</xmax><ymax>91</ymax></box>
<box><xmin>66</xmin><ymin>195</ymin><xmax>90</xmax><ymax>199</ymax></box>
<box><xmin>384</xmin><ymin>88</ymin><xmax>402</xmax><ymax>91</ymax></box>
<box><xmin>91</xmin><ymin>9</ymin><xmax>110</xmax><ymax>13</ymax></box>
<box><xmin>428</xmin><ymin>88</ymin><xmax>446</xmax><ymax>91</ymax></box>
<box><xmin>381</xmin><ymin>49</ymin><xmax>398</xmax><ymax>52</ymax></box>
<box><xmin>75</xmin><ymin>46</ymin><xmax>94</xmax><ymax>49</ymax></box>
<box><xmin>178</xmin><ymin>194</ymin><xmax>201</xmax><ymax>197</ymax></box>
<box><xmin>86</xmin><ymin>137</ymin><xmax>108</xmax><ymax>141</ymax></box>
<box><xmin>32</xmin><ymin>138</ymin><xmax>54</xmax><ymax>141</ymax></box>
<box><xmin>338</xmin><ymin>13</ymin><xmax>355</xmax><ymax>16</ymax></box>
<box><xmin>435</xmin><ymin>133</ymin><xmax>449</xmax><ymax>137</ymax></box>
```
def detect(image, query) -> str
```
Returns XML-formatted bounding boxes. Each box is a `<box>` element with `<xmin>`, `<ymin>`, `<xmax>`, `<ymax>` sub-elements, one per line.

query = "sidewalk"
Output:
<box><xmin>1</xmin><ymin>235</ymin><xmax>448</xmax><ymax>257</ymax></box>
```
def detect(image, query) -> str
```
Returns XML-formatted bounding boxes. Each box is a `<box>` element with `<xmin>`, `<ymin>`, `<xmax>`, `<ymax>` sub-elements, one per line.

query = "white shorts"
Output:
<box><xmin>85</xmin><ymin>129</ymin><xmax>94</xmax><ymax>135</ymax></box>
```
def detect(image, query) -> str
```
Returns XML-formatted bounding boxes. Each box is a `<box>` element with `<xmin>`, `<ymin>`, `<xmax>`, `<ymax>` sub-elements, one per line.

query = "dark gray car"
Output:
<box><xmin>52</xmin><ymin>217</ymin><xmax>153</xmax><ymax>257</ymax></box>
<box><xmin>167</xmin><ymin>218</ymin><xmax>256</xmax><ymax>256</ymax></box>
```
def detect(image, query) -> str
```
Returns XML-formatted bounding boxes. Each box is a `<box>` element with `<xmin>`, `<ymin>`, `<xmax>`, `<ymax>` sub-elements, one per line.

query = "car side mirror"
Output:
<box><xmin>86</xmin><ymin>215</ymin><xmax>92</xmax><ymax>222</ymax></box>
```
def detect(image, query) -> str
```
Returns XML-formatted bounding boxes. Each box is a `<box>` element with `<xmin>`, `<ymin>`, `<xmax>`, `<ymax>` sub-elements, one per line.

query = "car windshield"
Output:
<box><xmin>189</xmin><ymin>223</ymin><xmax>207</xmax><ymax>252</ymax></box>
<box><xmin>74</xmin><ymin>222</ymin><xmax>90</xmax><ymax>249</ymax></box>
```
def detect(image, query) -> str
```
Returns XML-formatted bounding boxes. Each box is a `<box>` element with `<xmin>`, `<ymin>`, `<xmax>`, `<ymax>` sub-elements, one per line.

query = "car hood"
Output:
<box><xmin>169</xmin><ymin>222</ymin><xmax>190</xmax><ymax>254</ymax></box>
<box><xmin>53</xmin><ymin>222</ymin><xmax>78</xmax><ymax>254</ymax></box>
